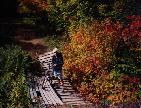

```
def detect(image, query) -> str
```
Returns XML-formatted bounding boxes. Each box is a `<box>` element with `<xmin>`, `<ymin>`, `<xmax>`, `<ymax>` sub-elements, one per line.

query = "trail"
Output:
<box><xmin>14</xmin><ymin>27</ymin><xmax>48</xmax><ymax>59</ymax></box>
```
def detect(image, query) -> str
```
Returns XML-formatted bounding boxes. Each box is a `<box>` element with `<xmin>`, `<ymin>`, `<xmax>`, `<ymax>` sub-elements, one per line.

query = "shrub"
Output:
<box><xmin>63</xmin><ymin>16</ymin><xmax>141</xmax><ymax>105</ymax></box>
<box><xmin>63</xmin><ymin>18</ymin><xmax>122</xmax><ymax>78</ymax></box>
<box><xmin>114</xmin><ymin>15</ymin><xmax>141</xmax><ymax>76</ymax></box>
<box><xmin>0</xmin><ymin>45</ymin><xmax>32</xmax><ymax>107</ymax></box>
<box><xmin>19</xmin><ymin>0</ymin><xmax>134</xmax><ymax>32</ymax></box>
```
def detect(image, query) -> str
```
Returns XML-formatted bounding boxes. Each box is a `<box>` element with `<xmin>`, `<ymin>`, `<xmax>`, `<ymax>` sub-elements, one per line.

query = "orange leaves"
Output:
<box><xmin>74</xmin><ymin>32</ymin><xmax>85</xmax><ymax>44</ymax></box>
<box><xmin>62</xmin><ymin>17</ymin><xmax>141</xmax><ymax>105</ymax></box>
<box><xmin>90</xmin><ymin>73</ymin><xmax>141</xmax><ymax>105</ymax></box>
<box><xmin>63</xmin><ymin>19</ymin><xmax>120</xmax><ymax>83</ymax></box>
<box><xmin>79</xmin><ymin>83</ymin><xmax>89</xmax><ymax>95</ymax></box>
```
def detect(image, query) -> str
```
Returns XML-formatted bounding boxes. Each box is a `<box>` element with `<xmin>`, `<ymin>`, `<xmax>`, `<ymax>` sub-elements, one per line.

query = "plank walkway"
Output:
<box><xmin>29</xmin><ymin>51</ymin><xmax>94</xmax><ymax>108</ymax></box>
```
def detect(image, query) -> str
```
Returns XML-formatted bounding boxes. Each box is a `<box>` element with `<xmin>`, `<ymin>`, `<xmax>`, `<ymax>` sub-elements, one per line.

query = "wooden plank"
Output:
<box><xmin>38</xmin><ymin>86</ymin><xmax>56</xmax><ymax>106</ymax></box>
<box><xmin>38</xmin><ymin>55</ymin><xmax>54</xmax><ymax>60</ymax></box>
<box><xmin>32</xmin><ymin>89</ymin><xmax>37</xmax><ymax>97</ymax></box>
<box><xmin>42</xmin><ymin>63</ymin><xmax>50</xmax><ymax>66</ymax></box>
<box><xmin>63</xmin><ymin>98</ymin><xmax>86</xmax><ymax>103</ymax></box>
<box><xmin>41</xmin><ymin>76</ymin><xmax>49</xmax><ymax>88</ymax></box>
<box><xmin>36</xmin><ymin>86</ymin><xmax>51</xmax><ymax>105</ymax></box>
<box><xmin>38</xmin><ymin>60</ymin><xmax>46</xmax><ymax>63</ymax></box>
<box><xmin>36</xmin><ymin>77</ymin><xmax>56</xmax><ymax>106</ymax></box>
<box><xmin>39</xmin><ymin>53</ymin><xmax>51</xmax><ymax>57</ymax></box>
<box><xmin>41</xmin><ymin>60</ymin><xmax>48</xmax><ymax>63</ymax></box>
<box><xmin>41</xmin><ymin>64</ymin><xmax>48</xmax><ymax>67</ymax></box>
<box><xmin>29</xmin><ymin>53</ymin><xmax>64</xmax><ymax>107</ymax></box>
<box><xmin>44</xmin><ymin>81</ymin><xmax>64</xmax><ymax>105</ymax></box>
<box><xmin>61</xmin><ymin>96</ymin><xmax>82</xmax><ymax>99</ymax></box>
<box><xmin>39</xmin><ymin>58</ymin><xmax>47</xmax><ymax>61</ymax></box>
<box><xmin>44</xmin><ymin>52</ymin><xmax>54</xmax><ymax>55</ymax></box>
<box><xmin>43</xmin><ymin>79</ymin><xmax>61</xmax><ymax>104</ymax></box>
<box><xmin>29</xmin><ymin>88</ymin><xmax>36</xmax><ymax>103</ymax></box>
<box><xmin>54</xmin><ymin>80</ymin><xmax>93</xmax><ymax>106</ymax></box>
<box><xmin>41</xmin><ymin>81</ymin><xmax>58</xmax><ymax>106</ymax></box>
<box><xmin>39</xmin><ymin>57</ymin><xmax>49</xmax><ymax>60</ymax></box>
<box><xmin>48</xmin><ymin>60</ymin><xmax>53</xmax><ymax>62</ymax></box>
<box><xmin>46</xmin><ymin>56</ymin><xmax>52</xmax><ymax>58</ymax></box>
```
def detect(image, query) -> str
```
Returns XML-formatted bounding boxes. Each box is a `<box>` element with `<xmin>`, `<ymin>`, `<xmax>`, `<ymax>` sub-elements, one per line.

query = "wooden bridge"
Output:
<box><xmin>28</xmin><ymin>51</ymin><xmax>94</xmax><ymax>108</ymax></box>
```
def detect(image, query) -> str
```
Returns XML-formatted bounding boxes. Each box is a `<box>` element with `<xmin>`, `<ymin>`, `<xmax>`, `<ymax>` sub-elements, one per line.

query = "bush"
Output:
<box><xmin>63</xmin><ymin>18</ymin><xmax>122</xmax><ymax>77</ymax></box>
<box><xmin>63</xmin><ymin>16</ymin><xmax>141</xmax><ymax>105</ymax></box>
<box><xmin>19</xmin><ymin>0</ymin><xmax>133</xmax><ymax>32</ymax></box>
<box><xmin>0</xmin><ymin>45</ymin><xmax>32</xmax><ymax>107</ymax></box>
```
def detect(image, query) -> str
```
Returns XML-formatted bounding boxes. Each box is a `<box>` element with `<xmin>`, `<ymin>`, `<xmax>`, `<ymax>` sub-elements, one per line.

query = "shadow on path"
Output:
<box><xmin>15</xmin><ymin>41</ymin><xmax>48</xmax><ymax>59</ymax></box>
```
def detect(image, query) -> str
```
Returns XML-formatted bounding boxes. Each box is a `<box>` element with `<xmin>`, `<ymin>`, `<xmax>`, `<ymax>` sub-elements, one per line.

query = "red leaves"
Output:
<box><xmin>105</xmin><ymin>24</ymin><xmax>114</xmax><ymax>33</ymax></box>
<box><xmin>138</xmin><ymin>32</ymin><xmax>141</xmax><ymax>37</ymax></box>
<box><xmin>122</xmin><ymin>15</ymin><xmax>141</xmax><ymax>44</ymax></box>
<box><xmin>130</xmin><ymin>20</ymin><xmax>141</xmax><ymax>29</ymax></box>
<box><xmin>103</xmin><ymin>18</ymin><xmax>122</xmax><ymax>35</ymax></box>
<box><xmin>63</xmin><ymin>16</ymin><xmax>141</xmax><ymax>105</ymax></box>
<box><xmin>127</xmin><ymin>15</ymin><xmax>141</xmax><ymax>20</ymax></box>
<box><xmin>128</xmin><ymin>77</ymin><xmax>140</xmax><ymax>84</ymax></box>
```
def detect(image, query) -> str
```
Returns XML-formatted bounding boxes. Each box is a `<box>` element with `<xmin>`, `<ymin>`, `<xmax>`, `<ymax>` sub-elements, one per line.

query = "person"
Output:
<box><xmin>52</xmin><ymin>48</ymin><xmax>64</xmax><ymax>88</ymax></box>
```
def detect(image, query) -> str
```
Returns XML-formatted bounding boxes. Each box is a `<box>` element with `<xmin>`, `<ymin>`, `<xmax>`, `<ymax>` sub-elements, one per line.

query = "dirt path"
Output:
<box><xmin>14</xmin><ymin>28</ymin><xmax>48</xmax><ymax>59</ymax></box>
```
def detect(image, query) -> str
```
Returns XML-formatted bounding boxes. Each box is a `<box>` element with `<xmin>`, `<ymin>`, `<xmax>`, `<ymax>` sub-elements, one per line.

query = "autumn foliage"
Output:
<box><xmin>19</xmin><ymin>0</ymin><xmax>48</xmax><ymax>12</ymax></box>
<box><xmin>63</xmin><ymin>16</ymin><xmax>141</xmax><ymax>105</ymax></box>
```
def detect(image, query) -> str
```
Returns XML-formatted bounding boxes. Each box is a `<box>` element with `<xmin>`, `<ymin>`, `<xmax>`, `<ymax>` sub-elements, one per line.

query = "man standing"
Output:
<box><xmin>52</xmin><ymin>48</ymin><xmax>64</xmax><ymax>88</ymax></box>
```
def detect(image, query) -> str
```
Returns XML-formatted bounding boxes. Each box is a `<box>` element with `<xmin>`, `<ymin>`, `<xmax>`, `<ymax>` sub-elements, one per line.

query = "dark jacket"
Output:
<box><xmin>52</xmin><ymin>52</ymin><xmax>64</xmax><ymax>71</ymax></box>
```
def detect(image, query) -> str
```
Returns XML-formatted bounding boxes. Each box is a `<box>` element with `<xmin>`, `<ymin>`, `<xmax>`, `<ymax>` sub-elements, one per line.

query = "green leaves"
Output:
<box><xmin>0</xmin><ymin>45</ymin><xmax>31</xmax><ymax>107</ymax></box>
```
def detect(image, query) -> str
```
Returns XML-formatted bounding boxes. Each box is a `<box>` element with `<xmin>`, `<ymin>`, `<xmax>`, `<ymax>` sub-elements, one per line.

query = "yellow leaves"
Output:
<box><xmin>56</xmin><ymin>0</ymin><xmax>62</xmax><ymax>6</ymax></box>
<box><xmin>139</xmin><ymin>84</ymin><xmax>141</xmax><ymax>88</ymax></box>
<box><xmin>107</xmin><ymin>94</ymin><xmax>124</xmax><ymax>104</ymax></box>
<box><xmin>72</xmin><ymin>73</ymin><xmax>76</xmax><ymax>79</ymax></box>
<box><xmin>90</xmin><ymin>73</ymin><xmax>141</xmax><ymax>104</ymax></box>
<box><xmin>15</xmin><ymin>90</ymin><xmax>20</xmax><ymax>98</ymax></box>
<box><xmin>70</xmin><ymin>0</ymin><xmax>77</xmax><ymax>4</ymax></box>
<box><xmin>62</xmin><ymin>19</ymin><xmax>141</xmax><ymax>105</ymax></box>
